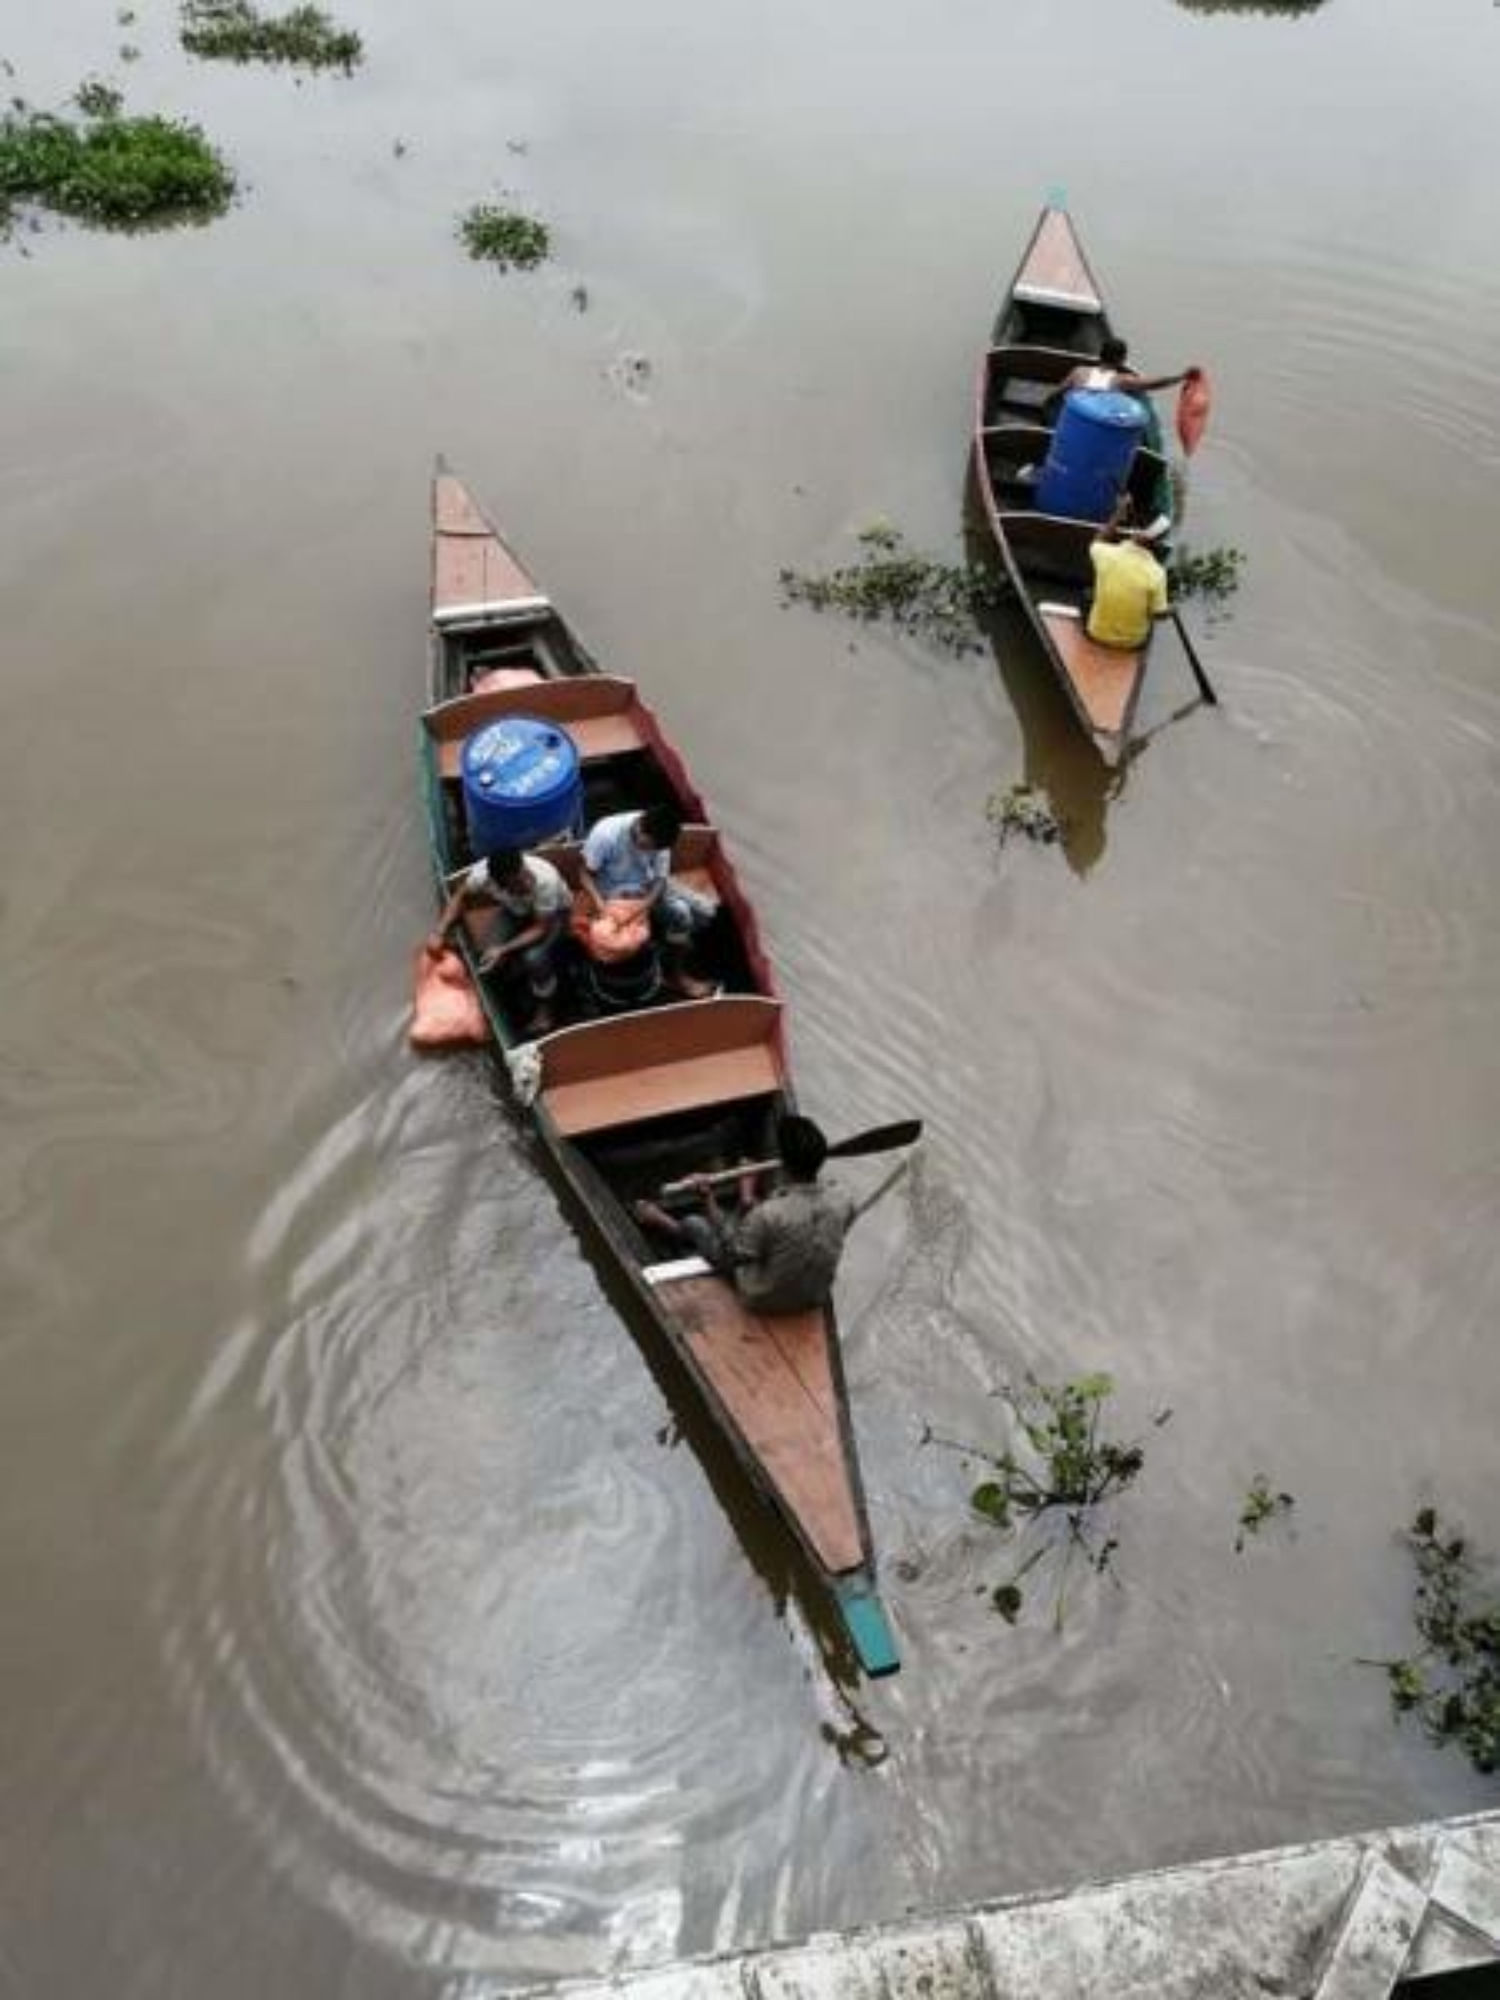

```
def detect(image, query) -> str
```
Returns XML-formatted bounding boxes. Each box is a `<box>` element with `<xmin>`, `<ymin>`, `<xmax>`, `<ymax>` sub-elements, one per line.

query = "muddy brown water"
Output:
<box><xmin>3</xmin><ymin>0</ymin><xmax>1500</xmax><ymax>1992</ymax></box>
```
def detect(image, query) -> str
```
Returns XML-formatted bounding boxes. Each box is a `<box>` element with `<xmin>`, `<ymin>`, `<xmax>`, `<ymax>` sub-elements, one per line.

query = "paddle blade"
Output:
<box><xmin>827</xmin><ymin>1119</ymin><xmax>923</xmax><ymax>1160</ymax></box>
<box><xmin>1176</xmin><ymin>367</ymin><xmax>1212</xmax><ymax>457</ymax></box>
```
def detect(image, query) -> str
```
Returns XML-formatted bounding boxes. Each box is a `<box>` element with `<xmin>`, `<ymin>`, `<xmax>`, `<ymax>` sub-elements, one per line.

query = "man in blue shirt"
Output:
<box><xmin>581</xmin><ymin>801</ymin><xmax>716</xmax><ymax>999</ymax></box>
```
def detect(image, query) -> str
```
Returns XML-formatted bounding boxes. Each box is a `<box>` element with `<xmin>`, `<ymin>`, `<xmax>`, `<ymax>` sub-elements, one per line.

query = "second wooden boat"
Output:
<box><xmin>418</xmin><ymin>465</ymin><xmax>900</xmax><ymax>1678</ymax></box>
<box><xmin>972</xmin><ymin>205</ymin><xmax>1179</xmax><ymax>765</ymax></box>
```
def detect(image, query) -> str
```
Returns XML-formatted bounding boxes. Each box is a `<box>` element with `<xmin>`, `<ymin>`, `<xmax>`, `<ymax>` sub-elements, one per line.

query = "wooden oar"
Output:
<box><xmin>659</xmin><ymin>1119</ymin><xmax>922</xmax><ymax>1199</ymax></box>
<box><xmin>1169</xmin><ymin>607</ymin><xmax>1218</xmax><ymax>707</ymax></box>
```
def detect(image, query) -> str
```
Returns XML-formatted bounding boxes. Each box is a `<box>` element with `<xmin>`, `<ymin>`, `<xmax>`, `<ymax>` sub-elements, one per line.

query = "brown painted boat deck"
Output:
<box><xmin>433</xmin><ymin>471</ymin><xmax>544</xmax><ymax>611</ymax></box>
<box><xmin>653</xmin><ymin>1276</ymin><xmax>863</xmax><ymax>1575</ymax></box>
<box><xmin>1039</xmin><ymin>608</ymin><xmax>1141</xmax><ymax>738</ymax></box>
<box><xmin>1014</xmin><ymin>208</ymin><xmax>1102</xmax><ymax>312</ymax></box>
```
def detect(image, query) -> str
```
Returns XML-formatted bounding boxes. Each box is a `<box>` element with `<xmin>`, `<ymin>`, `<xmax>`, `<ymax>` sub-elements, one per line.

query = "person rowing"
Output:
<box><xmin>632</xmin><ymin>1114</ymin><xmax>861</xmax><ymax>1314</ymax></box>
<box><xmin>1085</xmin><ymin>499</ymin><xmax>1171</xmax><ymax>653</ymax></box>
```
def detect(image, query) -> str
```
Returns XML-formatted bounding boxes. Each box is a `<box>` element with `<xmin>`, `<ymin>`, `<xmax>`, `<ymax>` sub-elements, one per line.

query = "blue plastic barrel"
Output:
<box><xmin>1035</xmin><ymin>389</ymin><xmax>1147</xmax><ymax>523</ymax></box>
<box><xmin>461</xmin><ymin>715</ymin><xmax>582</xmax><ymax>855</ymax></box>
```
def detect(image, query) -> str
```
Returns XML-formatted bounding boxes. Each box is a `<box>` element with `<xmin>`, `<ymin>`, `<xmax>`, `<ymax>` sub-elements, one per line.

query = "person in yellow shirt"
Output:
<box><xmin>1086</xmin><ymin>505</ymin><xmax>1170</xmax><ymax>650</ymax></box>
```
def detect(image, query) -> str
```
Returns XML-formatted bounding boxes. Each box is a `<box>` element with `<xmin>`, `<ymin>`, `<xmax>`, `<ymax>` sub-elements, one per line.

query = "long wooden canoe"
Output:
<box><xmin>419</xmin><ymin>464</ymin><xmax>900</xmax><ymax>1678</ymax></box>
<box><xmin>972</xmin><ymin>205</ymin><xmax>1177</xmax><ymax>766</ymax></box>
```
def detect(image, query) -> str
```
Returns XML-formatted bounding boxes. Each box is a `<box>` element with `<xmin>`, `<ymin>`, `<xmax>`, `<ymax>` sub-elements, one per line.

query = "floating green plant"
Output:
<box><xmin>180</xmin><ymin>0</ymin><xmax>363</xmax><ymax>71</ymax></box>
<box><xmin>780</xmin><ymin>523</ymin><xmax>1009</xmax><ymax>657</ymax></box>
<box><xmin>0</xmin><ymin>88</ymin><xmax>234</xmax><ymax>231</ymax></box>
<box><xmin>458</xmin><ymin>200</ymin><xmax>549</xmax><ymax>270</ymax></box>
<box><xmin>987</xmin><ymin>781</ymin><xmax>1063</xmax><ymax>849</ymax></box>
<box><xmin>1371</xmin><ymin>1507</ymin><xmax>1500</xmax><ymax>1775</ymax></box>
<box><xmin>927</xmin><ymin>1374</ymin><xmax>1170</xmax><ymax>1629</ymax></box>
<box><xmin>1170</xmin><ymin>542</ymin><xmax>1246</xmax><ymax>604</ymax></box>
<box><xmin>1235</xmin><ymin>1473</ymin><xmax>1294</xmax><ymax>1551</ymax></box>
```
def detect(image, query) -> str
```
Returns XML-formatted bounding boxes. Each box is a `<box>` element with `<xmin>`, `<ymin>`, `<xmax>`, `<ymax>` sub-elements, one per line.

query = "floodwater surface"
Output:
<box><xmin>3</xmin><ymin>0</ymin><xmax>1500</xmax><ymax>1993</ymax></box>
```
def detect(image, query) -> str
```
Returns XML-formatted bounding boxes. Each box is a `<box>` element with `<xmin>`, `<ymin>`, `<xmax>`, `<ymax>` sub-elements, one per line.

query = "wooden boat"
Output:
<box><xmin>973</xmin><ymin>205</ymin><xmax>1178</xmax><ymax>765</ymax></box>
<box><xmin>418</xmin><ymin>465</ymin><xmax>900</xmax><ymax>1678</ymax></box>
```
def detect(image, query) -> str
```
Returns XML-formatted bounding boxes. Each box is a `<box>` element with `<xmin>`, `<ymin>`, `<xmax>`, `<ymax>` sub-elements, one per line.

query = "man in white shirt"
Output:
<box><xmin>429</xmin><ymin>846</ymin><xmax>570</xmax><ymax>1034</ymax></box>
<box><xmin>581</xmin><ymin>801</ymin><xmax>716</xmax><ymax>1000</ymax></box>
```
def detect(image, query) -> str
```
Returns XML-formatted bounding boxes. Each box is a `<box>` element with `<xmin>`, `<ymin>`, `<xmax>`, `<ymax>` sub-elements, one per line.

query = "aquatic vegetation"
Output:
<box><xmin>926</xmin><ymin>1374</ymin><xmax>1170</xmax><ymax>1629</ymax></box>
<box><xmin>1374</xmin><ymin>1508</ymin><xmax>1500</xmax><ymax>1775</ymax></box>
<box><xmin>0</xmin><ymin>89</ymin><xmax>234</xmax><ymax>232</ymax></box>
<box><xmin>986</xmin><ymin>781</ymin><xmax>1062</xmax><ymax>849</ymax></box>
<box><xmin>458</xmin><ymin>201</ymin><xmax>550</xmax><ymax>271</ymax></box>
<box><xmin>180</xmin><ymin>0</ymin><xmax>364</xmax><ymax>71</ymax></box>
<box><xmin>1235</xmin><ymin>1474</ymin><xmax>1294</xmax><ymax>1551</ymax></box>
<box><xmin>74</xmin><ymin>78</ymin><xmax>124</xmax><ymax>119</ymax></box>
<box><xmin>780</xmin><ymin>524</ymin><xmax>1009</xmax><ymax>657</ymax></box>
<box><xmin>1170</xmin><ymin>542</ymin><xmax>1246</xmax><ymax>604</ymax></box>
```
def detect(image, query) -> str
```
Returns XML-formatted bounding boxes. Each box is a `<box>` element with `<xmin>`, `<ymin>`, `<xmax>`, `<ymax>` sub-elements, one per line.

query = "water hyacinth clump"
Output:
<box><xmin>180</xmin><ymin>0</ymin><xmax>364</xmax><ymax>71</ymax></box>
<box><xmin>926</xmin><ymin>1373</ymin><xmax>1170</xmax><ymax>1630</ymax></box>
<box><xmin>0</xmin><ymin>90</ymin><xmax>235</xmax><ymax>232</ymax></box>
<box><xmin>1379</xmin><ymin>1508</ymin><xmax>1500</xmax><ymax>1775</ymax></box>
<box><xmin>987</xmin><ymin>781</ymin><xmax>1062</xmax><ymax>849</ymax></box>
<box><xmin>1170</xmin><ymin>542</ymin><xmax>1246</xmax><ymax>604</ymax></box>
<box><xmin>780</xmin><ymin>524</ymin><xmax>1010</xmax><ymax>657</ymax></box>
<box><xmin>458</xmin><ymin>201</ymin><xmax>550</xmax><ymax>271</ymax></box>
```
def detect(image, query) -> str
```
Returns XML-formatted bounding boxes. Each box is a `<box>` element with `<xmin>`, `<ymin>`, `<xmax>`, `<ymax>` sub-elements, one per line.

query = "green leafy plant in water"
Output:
<box><xmin>1170</xmin><ymin>543</ymin><xmax>1245</xmax><ymax>604</ymax></box>
<box><xmin>180</xmin><ymin>0</ymin><xmax>363</xmax><ymax>71</ymax></box>
<box><xmin>0</xmin><ymin>87</ymin><xmax>234</xmax><ymax>232</ymax></box>
<box><xmin>987</xmin><ymin>781</ymin><xmax>1062</xmax><ymax>849</ymax></box>
<box><xmin>779</xmin><ymin>523</ymin><xmax>1010</xmax><ymax>658</ymax></box>
<box><xmin>926</xmin><ymin>1374</ymin><xmax>1170</xmax><ymax>1630</ymax></box>
<box><xmin>1235</xmin><ymin>1473</ymin><xmax>1295</xmax><ymax>1552</ymax></box>
<box><xmin>1370</xmin><ymin>1508</ymin><xmax>1500</xmax><ymax>1775</ymax></box>
<box><xmin>458</xmin><ymin>201</ymin><xmax>549</xmax><ymax>271</ymax></box>
<box><xmin>74</xmin><ymin>78</ymin><xmax>124</xmax><ymax>119</ymax></box>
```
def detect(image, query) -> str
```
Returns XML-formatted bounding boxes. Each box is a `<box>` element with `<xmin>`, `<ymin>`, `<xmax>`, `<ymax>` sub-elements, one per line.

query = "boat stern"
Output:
<box><xmin>835</xmin><ymin>1573</ymin><xmax>901</xmax><ymax>1678</ymax></box>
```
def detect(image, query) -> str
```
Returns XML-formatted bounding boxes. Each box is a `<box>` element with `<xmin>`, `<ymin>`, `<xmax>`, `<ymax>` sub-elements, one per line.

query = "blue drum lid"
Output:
<box><xmin>462</xmin><ymin>716</ymin><xmax>578</xmax><ymax>803</ymax></box>
<box><xmin>1067</xmin><ymin>388</ymin><xmax>1147</xmax><ymax>433</ymax></box>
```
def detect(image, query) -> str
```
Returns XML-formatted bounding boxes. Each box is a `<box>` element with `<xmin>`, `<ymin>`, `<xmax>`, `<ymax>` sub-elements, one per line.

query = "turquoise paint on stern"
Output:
<box><xmin>836</xmin><ymin>1576</ymin><xmax>900</xmax><ymax>1678</ymax></box>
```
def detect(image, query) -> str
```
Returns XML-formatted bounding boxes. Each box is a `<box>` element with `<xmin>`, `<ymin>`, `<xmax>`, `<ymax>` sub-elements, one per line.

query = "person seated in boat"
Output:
<box><xmin>580</xmin><ymin>801</ymin><xmax>716</xmax><ymax>1001</ymax></box>
<box><xmin>1084</xmin><ymin>501</ymin><xmax>1171</xmax><ymax>653</ymax></box>
<box><xmin>1048</xmin><ymin>337</ymin><xmax>1195</xmax><ymax>415</ymax></box>
<box><xmin>632</xmin><ymin>1115</ymin><xmax>859</xmax><ymax>1315</ymax></box>
<box><xmin>428</xmin><ymin>845</ymin><xmax>569</xmax><ymax>1035</ymax></box>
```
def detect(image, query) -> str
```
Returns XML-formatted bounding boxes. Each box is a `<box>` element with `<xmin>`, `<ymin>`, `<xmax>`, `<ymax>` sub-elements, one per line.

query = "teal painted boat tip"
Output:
<box><xmin>836</xmin><ymin>1577</ymin><xmax>900</xmax><ymax>1678</ymax></box>
<box><xmin>1044</xmin><ymin>183</ymin><xmax>1069</xmax><ymax>211</ymax></box>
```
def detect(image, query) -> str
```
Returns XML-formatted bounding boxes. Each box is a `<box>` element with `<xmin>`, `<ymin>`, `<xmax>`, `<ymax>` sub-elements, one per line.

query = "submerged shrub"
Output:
<box><xmin>458</xmin><ymin>201</ymin><xmax>550</xmax><ymax>271</ymax></box>
<box><xmin>180</xmin><ymin>0</ymin><xmax>364</xmax><ymax>71</ymax></box>
<box><xmin>0</xmin><ymin>92</ymin><xmax>235</xmax><ymax>231</ymax></box>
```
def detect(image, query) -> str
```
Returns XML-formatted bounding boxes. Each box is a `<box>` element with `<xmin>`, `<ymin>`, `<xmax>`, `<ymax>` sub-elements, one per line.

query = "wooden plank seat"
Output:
<box><xmin>651</xmin><ymin>1275</ymin><xmax>864</xmax><ymax>1574</ymax></box>
<box><xmin>424</xmin><ymin>674</ymin><xmax>648</xmax><ymax>778</ymax></box>
<box><xmin>538</xmin><ymin>995</ymin><xmax>784</xmax><ymax>1137</ymax></box>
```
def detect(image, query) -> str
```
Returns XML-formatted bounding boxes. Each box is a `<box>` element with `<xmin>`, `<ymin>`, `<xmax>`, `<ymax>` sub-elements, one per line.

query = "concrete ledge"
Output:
<box><xmin>539</xmin><ymin>1812</ymin><xmax>1500</xmax><ymax>2000</ymax></box>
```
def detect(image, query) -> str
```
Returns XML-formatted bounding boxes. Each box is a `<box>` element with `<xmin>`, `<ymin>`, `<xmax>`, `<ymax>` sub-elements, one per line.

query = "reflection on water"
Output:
<box><xmin>962</xmin><ymin>497</ymin><xmax>1121</xmax><ymax>878</ymax></box>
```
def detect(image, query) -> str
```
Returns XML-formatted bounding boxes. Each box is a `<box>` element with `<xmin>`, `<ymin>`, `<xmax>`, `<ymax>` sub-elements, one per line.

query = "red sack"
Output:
<box><xmin>570</xmin><ymin>894</ymin><xmax>651</xmax><ymax>964</ymax></box>
<box><xmin>409</xmin><ymin>945</ymin><xmax>489</xmax><ymax>1050</ymax></box>
<box><xmin>1176</xmin><ymin>367</ymin><xmax>1212</xmax><ymax>458</ymax></box>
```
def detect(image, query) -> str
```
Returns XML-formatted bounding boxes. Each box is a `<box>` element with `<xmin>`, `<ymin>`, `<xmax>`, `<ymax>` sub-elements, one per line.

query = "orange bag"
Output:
<box><xmin>1176</xmin><ymin>367</ymin><xmax>1212</xmax><ymax>457</ymax></box>
<box><xmin>409</xmin><ymin>945</ymin><xmax>489</xmax><ymax>1050</ymax></box>
<box><xmin>571</xmin><ymin>895</ymin><xmax>651</xmax><ymax>964</ymax></box>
